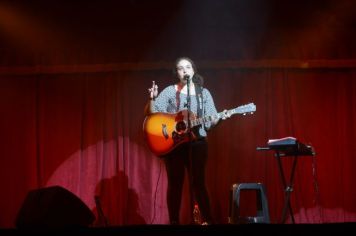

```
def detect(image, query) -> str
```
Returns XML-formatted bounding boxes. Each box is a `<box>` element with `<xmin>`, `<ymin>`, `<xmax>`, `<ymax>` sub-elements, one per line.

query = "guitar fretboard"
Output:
<box><xmin>190</xmin><ymin>113</ymin><xmax>220</xmax><ymax>127</ymax></box>
<box><xmin>190</xmin><ymin>107</ymin><xmax>241</xmax><ymax>127</ymax></box>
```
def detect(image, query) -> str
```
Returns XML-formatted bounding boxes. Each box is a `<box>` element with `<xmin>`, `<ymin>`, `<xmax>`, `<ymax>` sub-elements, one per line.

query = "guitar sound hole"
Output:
<box><xmin>176</xmin><ymin>121</ymin><xmax>187</xmax><ymax>134</ymax></box>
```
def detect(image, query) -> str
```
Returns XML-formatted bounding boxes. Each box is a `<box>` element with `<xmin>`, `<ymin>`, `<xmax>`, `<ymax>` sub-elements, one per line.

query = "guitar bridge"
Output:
<box><xmin>162</xmin><ymin>124</ymin><xmax>169</xmax><ymax>139</ymax></box>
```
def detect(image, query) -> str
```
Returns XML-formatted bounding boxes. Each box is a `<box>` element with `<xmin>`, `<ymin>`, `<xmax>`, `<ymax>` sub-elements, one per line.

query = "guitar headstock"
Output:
<box><xmin>236</xmin><ymin>103</ymin><xmax>256</xmax><ymax>115</ymax></box>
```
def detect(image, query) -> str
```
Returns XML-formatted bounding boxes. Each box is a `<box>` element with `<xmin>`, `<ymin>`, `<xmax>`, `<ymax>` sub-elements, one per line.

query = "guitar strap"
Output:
<box><xmin>195</xmin><ymin>84</ymin><xmax>203</xmax><ymax>118</ymax></box>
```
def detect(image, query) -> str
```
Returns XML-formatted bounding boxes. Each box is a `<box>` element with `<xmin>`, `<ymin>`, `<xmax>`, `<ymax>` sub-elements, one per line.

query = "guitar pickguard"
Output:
<box><xmin>172</xmin><ymin>120</ymin><xmax>189</xmax><ymax>145</ymax></box>
<box><xmin>172</xmin><ymin>130</ymin><xmax>188</xmax><ymax>145</ymax></box>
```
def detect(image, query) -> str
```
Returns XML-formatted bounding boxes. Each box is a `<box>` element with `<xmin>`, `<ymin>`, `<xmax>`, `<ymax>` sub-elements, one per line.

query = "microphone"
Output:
<box><xmin>184</xmin><ymin>74</ymin><xmax>190</xmax><ymax>80</ymax></box>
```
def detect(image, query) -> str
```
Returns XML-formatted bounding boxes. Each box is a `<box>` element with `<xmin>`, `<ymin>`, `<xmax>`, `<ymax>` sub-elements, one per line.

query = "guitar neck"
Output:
<box><xmin>189</xmin><ymin>103</ymin><xmax>255</xmax><ymax>127</ymax></box>
<box><xmin>190</xmin><ymin>109</ymin><xmax>234</xmax><ymax>127</ymax></box>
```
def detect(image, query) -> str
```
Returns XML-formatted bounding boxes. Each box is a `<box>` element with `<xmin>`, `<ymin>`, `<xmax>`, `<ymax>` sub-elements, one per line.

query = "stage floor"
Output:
<box><xmin>1</xmin><ymin>223</ymin><xmax>355</xmax><ymax>236</ymax></box>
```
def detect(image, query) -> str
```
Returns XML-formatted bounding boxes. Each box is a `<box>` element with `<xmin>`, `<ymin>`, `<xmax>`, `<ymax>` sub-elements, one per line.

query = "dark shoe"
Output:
<box><xmin>170</xmin><ymin>220</ymin><xmax>179</xmax><ymax>225</ymax></box>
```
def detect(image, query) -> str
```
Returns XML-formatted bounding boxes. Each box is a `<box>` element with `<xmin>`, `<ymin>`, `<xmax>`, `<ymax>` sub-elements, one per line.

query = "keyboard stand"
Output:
<box><xmin>275</xmin><ymin>151</ymin><xmax>298</xmax><ymax>224</ymax></box>
<box><xmin>257</xmin><ymin>138</ymin><xmax>315</xmax><ymax>224</ymax></box>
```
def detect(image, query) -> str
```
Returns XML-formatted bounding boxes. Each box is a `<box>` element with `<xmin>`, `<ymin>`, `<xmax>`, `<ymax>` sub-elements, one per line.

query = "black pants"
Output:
<box><xmin>163</xmin><ymin>138</ymin><xmax>212</xmax><ymax>224</ymax></box>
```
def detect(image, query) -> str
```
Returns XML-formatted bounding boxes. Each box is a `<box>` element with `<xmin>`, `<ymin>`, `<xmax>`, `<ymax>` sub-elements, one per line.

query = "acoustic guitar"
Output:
<box><xmin>143</xmin><ymin>103</ymin><xmax>256</xmax><ymax>157</ymax></box>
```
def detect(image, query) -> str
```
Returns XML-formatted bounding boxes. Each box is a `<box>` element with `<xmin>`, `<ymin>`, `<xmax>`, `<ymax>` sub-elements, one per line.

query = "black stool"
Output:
<box><xmin>229</xmin><ymin>183</ymin><xmax>270</xmax><ymax>224</ymax></box>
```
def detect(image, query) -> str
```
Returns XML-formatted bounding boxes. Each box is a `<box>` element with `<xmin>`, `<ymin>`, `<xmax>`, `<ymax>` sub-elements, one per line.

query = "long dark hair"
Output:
<box><xmin>173</xmin><ymin>57</ymin><xmax>204</xmax><ymax>87</ymax></box>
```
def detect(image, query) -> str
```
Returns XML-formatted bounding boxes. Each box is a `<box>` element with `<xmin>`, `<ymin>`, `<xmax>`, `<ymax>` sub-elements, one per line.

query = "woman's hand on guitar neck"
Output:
<box><xmin>211</xmin><ymin>110</ymin><xmax>231</xmax><ymax>127</ymax></box>
<box><xmin>221</xmin><ymin>109</ymin><xmax>232</xmax><ymax>120</ymax></box>
<box><xmin>148</xmin><ymin>81</ymin><xmax>158</xmax><ymax>100</ymax></box>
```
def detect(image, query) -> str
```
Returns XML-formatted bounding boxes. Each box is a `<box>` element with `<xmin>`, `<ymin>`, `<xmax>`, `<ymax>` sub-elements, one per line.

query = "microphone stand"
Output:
<box><xmin>186</xmin><ymin>77</ymin><xmax>191</xmax><ymax>136</ymax></box>
<box><xmin>186</xmin><ymin>76</ymin><xmax>196</xmax><ymax>224</ymax></box>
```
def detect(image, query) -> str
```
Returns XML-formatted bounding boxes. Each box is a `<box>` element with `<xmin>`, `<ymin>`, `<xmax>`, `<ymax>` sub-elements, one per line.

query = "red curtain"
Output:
<box><xmin>1</xmin><ymin>66</ymin><xmax>356</xmax><ymax>228</ymax></box>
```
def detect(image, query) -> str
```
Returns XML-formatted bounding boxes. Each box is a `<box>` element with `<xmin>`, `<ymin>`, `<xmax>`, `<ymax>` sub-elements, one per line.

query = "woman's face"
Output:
<box><xmin>176</xmin><ymin>59</ymin><xmax>195</xmax><ymax>84</ymax></box>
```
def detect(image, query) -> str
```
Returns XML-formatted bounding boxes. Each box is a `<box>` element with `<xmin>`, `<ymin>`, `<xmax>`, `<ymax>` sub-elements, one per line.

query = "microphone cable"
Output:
<box><xmin>150</xmin><ymin>159</ymin><xmax>162</xmax><ymax>224</ymax></box>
